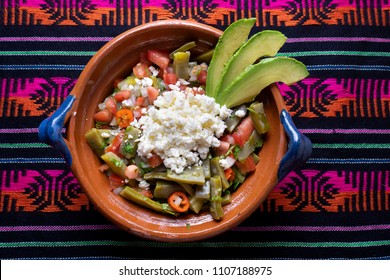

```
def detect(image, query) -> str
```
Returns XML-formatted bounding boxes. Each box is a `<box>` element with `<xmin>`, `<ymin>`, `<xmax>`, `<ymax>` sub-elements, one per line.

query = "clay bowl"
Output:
<box><xmin>38</xmin><ymin>20</ymin><xmax>312</xmax><ymax>242</ymax></box>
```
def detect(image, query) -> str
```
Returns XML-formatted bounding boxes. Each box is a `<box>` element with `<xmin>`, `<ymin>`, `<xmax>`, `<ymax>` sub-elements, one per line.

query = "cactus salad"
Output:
<box><xmin>85</xmin><ymin>18</ymin><xmax>308</xmax><ymax>220</ymax></box>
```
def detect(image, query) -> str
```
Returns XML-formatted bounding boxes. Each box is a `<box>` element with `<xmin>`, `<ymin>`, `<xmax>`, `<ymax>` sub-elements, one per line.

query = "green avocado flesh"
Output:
<box><xmin>217</xmin><ymin>30</ymin><xmax>287</xmax><ymax>94</ymax></box>
<box><xmin>206</xmin><ymin>18</ymin><xmax>256</xmax><ymax>99</ymax></box>
<box><xmin>216</xmin><ymin>57</ymin><xmax>310</xmax><ymax>108</ymax></box>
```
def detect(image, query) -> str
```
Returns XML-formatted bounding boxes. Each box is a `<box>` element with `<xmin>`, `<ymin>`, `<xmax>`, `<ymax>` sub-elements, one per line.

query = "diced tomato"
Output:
<box><xmin>235</xmin><ymin>154</ymin><xmax>257</xmax><ymax>175</ymax></box>
<box><xmin>147</xmin><ymin>50</ymin><xmax>170</xmax><ymax>69</ymax></box>
<box><xmin>105</xmin><ymin>132</ymin><xmax>124</xmax><ymax>156</ymax></box>
<box><xmin>232</xmin><ymin>117</ymin><xmax>255</xmax><ymax>147</ymax></box>
<box><xmin>220</xmin><ymin>134</ymin><xmax>235</xmax><ymax>145</ymax></box>
<box><xmin>93</xmin><ymin>109</ymin><xmax>112</xmax><ymax>123</ymax></box>
<box><xmin>197</xmin><ymin>70</ymin><xmax>207</xmax><ymax>85</ymax></box>
<box><xmin>163</xmin><ymin>72</ymin><xmax>178</xmax><ymax>85</ymax></box>
<box><xmin>104</xmin><ymin>96</ymin><xmax>117</xmax><ymax>114</ymax></box>
<box><xmin>214</xmin><ymin>140</ymin><xmax>230</xmax><ymax>156</ymax></box>
<box><xmin>133</xmin><ymin>62</ymin><xmax>149</xmax><ymax>78</ymax></box>
<box><xmin>147</xmin><ymin>152</ymin><xmax>163</xmax><ymax>168</ymax></box>
<box><xmin>146</xmin><ymin>86</ymin><xmax>159</xmax><ymax>104</ymax></box>
<box><xmin>108</xmin><ymin>173</ymin><xmax>125</xmax><ymax>189</ymax></box>
<box><xmin>114</xmin><ymin>90</ymin><xmax>132</xmax><ymax>102</ymax></box>
<box><xmin>139</xmin><ymin>52</ymin><xmax>152</xmax><ymax>66</ymax></box>
<box><xmin>115</xmin><ymin>109</ymin><xmax>134</xmax><ymax>128</ymax></box>
<box><xmin>135</xmin><ymin>96</ymin><xmax>145</xmax><ymax>107</ymax></box>
<box><xmin>224</xmin><ymin>167</ymin><xmax>235</xmax><ymax>182</ymax></box>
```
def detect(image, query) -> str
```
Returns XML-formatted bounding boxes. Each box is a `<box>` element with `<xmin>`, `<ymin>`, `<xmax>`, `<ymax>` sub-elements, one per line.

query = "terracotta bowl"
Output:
<box><xmin>38</xmin><ymin>20</ymin><xmax>312</xmax><ymax>242</ymax></box>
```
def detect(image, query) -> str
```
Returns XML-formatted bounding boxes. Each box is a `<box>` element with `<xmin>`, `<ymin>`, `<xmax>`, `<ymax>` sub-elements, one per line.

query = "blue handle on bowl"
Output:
<box><xmin>38</xmin><ymin>94</ymin><xmax>76</xmax><ymax>166</ymax></box>
<box><xmin>277</xmin><ymin>109</ymin><xmax>312</xmax><ymax>181</ymax></box>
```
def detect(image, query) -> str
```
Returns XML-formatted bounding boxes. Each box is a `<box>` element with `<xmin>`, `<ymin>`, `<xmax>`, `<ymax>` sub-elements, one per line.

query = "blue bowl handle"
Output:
<box><xmin>38</xmin><ymin>94</ymin><xmax>76</xmax><ymax>166</ymax></box>
<box><xmin>277</xmin><ymin>109</ymin><xmax>312</xmax><ymax>181</ymax></box>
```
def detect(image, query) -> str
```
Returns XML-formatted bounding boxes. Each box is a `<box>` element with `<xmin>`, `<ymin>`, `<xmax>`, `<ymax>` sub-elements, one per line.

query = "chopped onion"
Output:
<box><xmin>173</xmin><ymin>196</ymin><xmax>183</xmax><ymax>206</ymax></box>
<box><xmin>112</xmin><ymin>186</ymin><xmax>124</xmax><ymax>195</ymax></box>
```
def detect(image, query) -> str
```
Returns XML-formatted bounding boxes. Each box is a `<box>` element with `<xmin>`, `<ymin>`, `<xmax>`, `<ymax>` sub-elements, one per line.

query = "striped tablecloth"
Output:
<box><xmin>1</xmin><ymin>1</ymin><xmax>390</xmax><ymax>259</ymax></box>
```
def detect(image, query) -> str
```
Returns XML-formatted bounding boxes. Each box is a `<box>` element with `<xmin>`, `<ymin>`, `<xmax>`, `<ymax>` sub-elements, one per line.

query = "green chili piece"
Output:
<box><xmin>169</xmin><ymin>41</ymin><xmax>197</xmax><ymax>59</ymax></box>
<box><xmin>85</xmin><ymin>128</ymin><xmax>109</xmax><ymax>157</ymax></box>
<box><xmin>249</xmin><ymin>102</ymin><xmax>269</xmax><ymax>134</ymax></box>
<box><xmin>209</xmin><ymin>176</ymin><xmax>224</xmax><ymax>220</ymax></box>
<box><xmin>172</xmin><ymin>51</ymin><xmax>191</xmax><ymax>79</ymax></box>
<box><xmin>210</xmin><ymin>157</ymin><xmax>230</xmax><ymax>191</ymax></box>
<box><xmin>120</xmin><ymin>186</ymin><xmax>178</xmax><ymax>216</ymax></box>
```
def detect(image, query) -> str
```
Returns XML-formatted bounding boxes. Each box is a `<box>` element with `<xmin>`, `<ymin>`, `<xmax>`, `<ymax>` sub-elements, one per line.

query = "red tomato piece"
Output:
<box><xmin>108</xmin><ymin>173</ymin><xmax>125</xmax><ymax>189</ymax></box>
<box><xmin>163</xmin><ymin>72</ymin><xmax>178</xmax><ymax>85</ymax></box>
<box><xmin>114</xmin><ymin>90</ymin><xmax>132</xmax><ymax>102</ymax></box>
<box><xmin>105</xmin><ymin>132</ymin><xmax>124</xmax><ymax>156</ymax></box>
<box><xmin>235</xmin><ymin>154</ymin><xmax>257</xmax><ymax>175</ymax></box>
<box><xmin>146</xmin><ymin>86</ymin><xmax>159</xmax><ymax>104</ymax></box>
<box><xmin>147</xmin><ymin>152</ymin><xmax>163</xmax><ymax>168</ymax></box>
<box><xmin>147</xmin><ymin>50</ymin><xmax>170</xmax><ymax>69</ymax></box>
<box><xmin>104</xmin><ymin>96</ymin><xmax>117</xmax><ymax>114</ymax></box>
<box><xmin>232</xmin><ymin>117</ymin><xmax>255</xmax><ymax>147</ymax></box>
<box><xmin>93</xmin><ymin>109</ymin><xmax>112</xmax><ymax>123</ymax></box>
<box><xmin>197</xmin><ymin>70</ymin><xmax>207</xmax><ymax>85</ymax></box>
<box><xmin>224</xmin><ymin>167</ymin><xmax>235</xmax><ymax>182</ymax></box>
<box><xmin>133</xmin><ymin>62</ymin><xmax>149</xmax><ymax>78</ymax></box>
<box><xmin>139</xmin><ymin>52</ymin><xmax>152</xmax><ymax>66</ymax></box>
<box><xmin>214</xmin><ymin>140</ymin><xmax>230</xmax><ymax>156</ymax></box>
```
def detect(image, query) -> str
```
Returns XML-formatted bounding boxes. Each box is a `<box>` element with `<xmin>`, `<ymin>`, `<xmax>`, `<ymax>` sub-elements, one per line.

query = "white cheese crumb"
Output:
<box><xmin>138</xmin><ymin>179</ymin><xmax>150</xmax><ymax>189</ymax></box>
<box><xmin>219</xmin><ymin>156</ymin><xmax>236</xmax><ymax>170</ymax></box>
<box><xmin>234</xmin><ymin>108</ymin><xmax>247</xmax><ymax>117</ymax></box>
<box><xmin>100</xmin><ymin>132</ymin><xmax>110</xmax><ymax>138</ymax></box>
<box><xmin>134</xmin><ymin>89</ymin><xmax>232</xmax><ymax>173</ymax></box>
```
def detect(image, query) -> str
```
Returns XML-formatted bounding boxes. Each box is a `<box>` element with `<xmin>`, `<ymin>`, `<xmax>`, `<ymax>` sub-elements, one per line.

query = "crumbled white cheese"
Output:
<box><xmin>235</xmin><ymin>108</ymin><xmax>247</xmax><ymax>117</ymax></box>
<box><xmin>133</xmin><ymin>89</ymin><xmax>232</xmax><ymax>174</ymax></box>
<box><xmin>100</xmin><ymin>132</ymin><xmax>110</xmax><ymax>138</ymax></box>
<box><xmin>219</xmin><ymin>156</ymin><xmax>236</xmax><ymax>170</ymax></box>
<box><xmin>138</xmin><ymin>179</ymin><xmax>150</xmax><ymax>189</ymax></box>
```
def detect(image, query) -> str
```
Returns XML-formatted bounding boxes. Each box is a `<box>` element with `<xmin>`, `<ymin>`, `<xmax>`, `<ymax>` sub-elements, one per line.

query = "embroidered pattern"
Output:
<box><xmin>0</xmin><ymin>170</ymin><xmax>91</xmax><ymax>212</ymax></box>
<box><xmin>1</xmin><ymin>0</ymin><xmax>389</xmax><ymax>26</ymax></box>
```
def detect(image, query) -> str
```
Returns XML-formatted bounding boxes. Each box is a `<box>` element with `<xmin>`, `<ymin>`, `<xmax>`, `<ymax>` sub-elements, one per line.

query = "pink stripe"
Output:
<box><xmin>1</xmin><ymin>224</ymin><xmax>389</xmax><ymax>232</ymax></box>
<box><xmin>0</xmin><ymin>128</ymin><xmax>39</xmax><ymax>133</ymax></box>
<box><xmin>0</xmin><ymin>225</ymin><xmax>118</xmax><ymax>232</ymax></box>
<box><xmin>2</xmin><ymin>37</ymin><xmax>389</xmax><ymax>43</ymax></box>
<box><xmin>0</xmin><ymin>37</ymin><xmax>112</xmax><ymax>42</ymax></box>
<box><xmin>287</xmin><ymin>37</ymin><xmax>390</xmax><ymax>43</ymax></box>
<box><xmin>5</xmin><ymin>0</ymin><xmax>116</xmax><ymax>9</ymax></box>
<box><xmin>233</xmin><ymin>224</ymin><xmax>390</xmax><ymax>232</ymax></box>
<box><xmin>300</xmin><ymin>129</ymin><xmax>390</xmax><ymax>134</ymax></box>
<box><xmin>0</xmin><ymin>128</ymin><xmax>66</xmax><ymax>133</ymax></box>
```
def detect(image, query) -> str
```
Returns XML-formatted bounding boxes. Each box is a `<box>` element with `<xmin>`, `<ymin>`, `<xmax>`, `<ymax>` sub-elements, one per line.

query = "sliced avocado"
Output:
<box><xmin>206</xmin><ymin>18</ymin><xmax>256</xmax><ymax>99</ymax></box>
<box><xmin>216</xmin><ymin>57</ymin><xmax>309</xmax><ymax>108</ymax></box>
<box><xmin>217</xmin><ymin>30</ymin><xmax>287</xmax><ymax>93</ymax></box>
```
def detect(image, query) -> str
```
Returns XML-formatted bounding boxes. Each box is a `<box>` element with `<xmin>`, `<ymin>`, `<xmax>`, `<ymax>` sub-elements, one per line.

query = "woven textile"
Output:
<box><xmin>1</xmin><ymin>0</ymin><xmax>390</xmax><ymax>259</ymax></box>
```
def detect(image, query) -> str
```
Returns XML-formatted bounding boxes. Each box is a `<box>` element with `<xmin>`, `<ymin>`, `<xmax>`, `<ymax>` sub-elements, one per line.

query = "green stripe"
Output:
<box><xmin>313</xmin><ymin>143</ymin><xmax>390</xmax><ymax>149</ymax></box>
<box><xmin>277</xmin><ymin>51</ymin><xmax>390</xmax><ymax>57</ymax></box>
<box><xmin>1</xmin><ymin>240</ymin><xmax>390</xmax><ymax>248</ymax></box>
<box><xmin>0</xmin><ymin>143</ymin><xmax>50</xmax><ymax>148</ymax></box>
<box><xmin>0</xmin><ymin>51</ymin><xmax>95</xmax><ymax>56</ymax></box>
